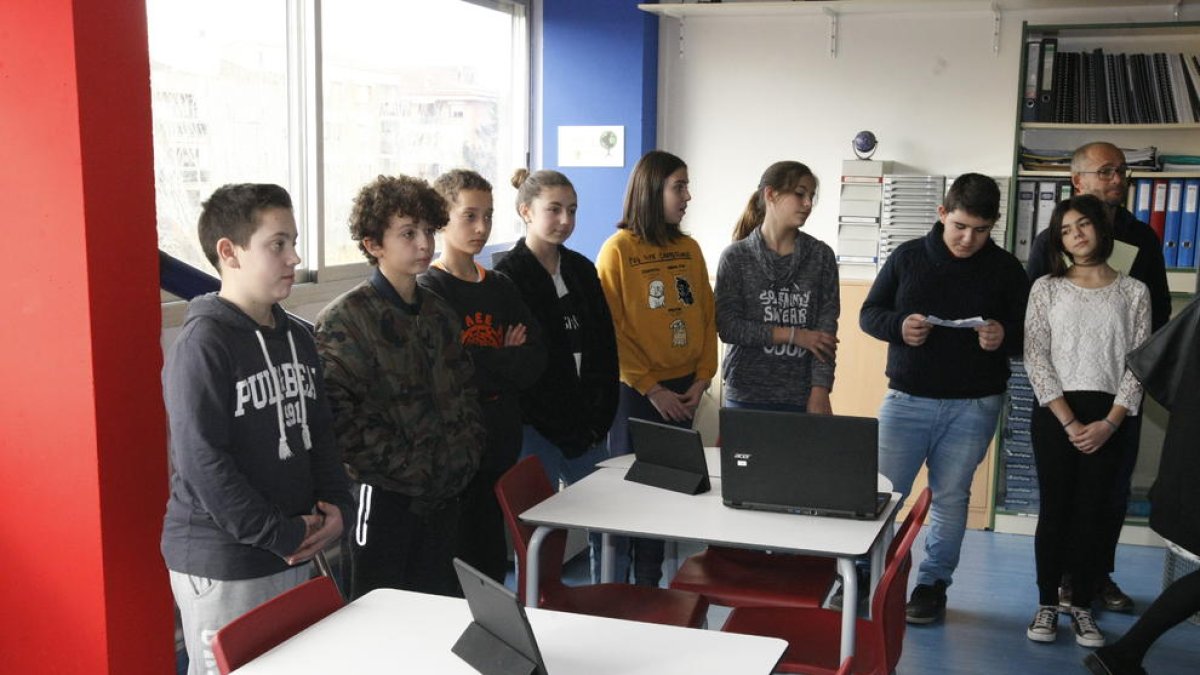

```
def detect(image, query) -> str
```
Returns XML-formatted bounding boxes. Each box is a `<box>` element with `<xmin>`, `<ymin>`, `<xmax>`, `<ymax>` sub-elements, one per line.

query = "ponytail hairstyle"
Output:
<box><xmin>511</xmin><ymin>167</ymin><xmax>576</xmax><ymax>219</ymax></box>
<box><xmin>618</xmin><ymin>150</ymin><xmax>687</xmax><ymax>247</ymax></box>
<box><xmin>732</xmin><ymin>161</ymin><xmax>818</xmax><ymax>242</ymax></box>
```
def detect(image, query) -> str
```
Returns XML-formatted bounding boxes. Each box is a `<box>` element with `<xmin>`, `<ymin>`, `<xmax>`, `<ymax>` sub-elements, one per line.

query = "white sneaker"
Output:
<box><xmin>1070</xmin><ymin>607</ymin><xmax>1105</xmax><ymax>648</ymax></box>
<box><xmin>1027</xmin><ymin>605</ymin><xmax>1059</xmax><ymax>643</ymax></box>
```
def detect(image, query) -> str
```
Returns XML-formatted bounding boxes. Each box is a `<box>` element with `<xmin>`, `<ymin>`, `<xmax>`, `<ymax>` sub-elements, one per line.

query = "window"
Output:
<box><xmin>147</xmin><ymin>0</ymin><xmax>529</xmax><ymax>278</ymax></box>
<box><xmin>147</xmin><ymin>1</ymin><xmax>289</xmax><ymax>275</ymax></box>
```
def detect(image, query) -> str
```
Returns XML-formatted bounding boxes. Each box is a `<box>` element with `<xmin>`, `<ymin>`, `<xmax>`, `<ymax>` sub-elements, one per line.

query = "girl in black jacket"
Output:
<box><xmin>495</xmin><ymin>168</ymin><xmax>620</xmax><ymax>583</ymax></box>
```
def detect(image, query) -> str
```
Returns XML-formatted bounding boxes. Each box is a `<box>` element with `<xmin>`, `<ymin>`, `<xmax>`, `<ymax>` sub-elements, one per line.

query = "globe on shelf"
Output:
<box><xmin>852</xmin><ymin>130</ymin><xmax>878</xmax><ymax>160</ymax></box>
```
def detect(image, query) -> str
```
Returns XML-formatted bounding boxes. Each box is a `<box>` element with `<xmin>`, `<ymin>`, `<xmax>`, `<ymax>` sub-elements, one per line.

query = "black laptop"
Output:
<box><xmin>625</xmin><ymin>417</ymin><xmax>711</xmax><ymax>495</ymax></box>
<box><xmin>719</xmin><ymin>408</ymin><xmax>890</xmax><ymax>520</ymax></box>
<box><xmin>452</xmin><ymin>558</ymin><xmax>547</xmax><ymax>675</ymax></box>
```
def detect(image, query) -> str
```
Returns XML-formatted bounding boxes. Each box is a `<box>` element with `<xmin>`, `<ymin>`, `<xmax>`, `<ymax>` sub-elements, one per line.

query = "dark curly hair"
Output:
<box><xmin>349</xmin><ymin>175</ymin><xmax>448</xmax><ymax>265</ymax></box>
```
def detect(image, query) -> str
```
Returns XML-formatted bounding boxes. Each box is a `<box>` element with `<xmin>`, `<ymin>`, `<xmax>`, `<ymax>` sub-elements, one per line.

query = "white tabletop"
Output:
<box><xmin>522</xmin><ymin>467</ymin><xmax>900</xmax><ymax>558</ymax></box>
<box><xmin>596</xmin><ymin>448</ymin><xmax>895</xmax><ymax>492</ymax></box>
<box><xmin>232</xmin><ymin>589</ymin><xmax>786</xmax><ymax>675</ymax></box>
<box><xmin>521</xmin><ymin>457</ymin><xmax>900</xmax><ymax>664</ymax></box>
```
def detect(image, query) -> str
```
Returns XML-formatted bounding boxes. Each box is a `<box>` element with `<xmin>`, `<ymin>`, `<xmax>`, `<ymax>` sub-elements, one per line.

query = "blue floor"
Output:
<box><xmin>536</xmin><ymin>529</ymin><xmax>1200</xmax><ymax>675</ymax></box>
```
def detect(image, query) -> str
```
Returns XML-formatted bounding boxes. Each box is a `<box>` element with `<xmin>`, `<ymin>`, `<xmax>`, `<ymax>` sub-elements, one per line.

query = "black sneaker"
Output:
<box><xmin>905</xmin><ymin>580</ymin><xmax>947</xmax><ymax>624</ymax></box>
<box><xmin>1059</xmin><ymin>573</ymin><xmax>1073</xmax><ymax>609</ymax></box>
<box><xmin>1098</xmin><ymin>576</ymin><xmax>1134</xmax><ymax>613</ymax></box>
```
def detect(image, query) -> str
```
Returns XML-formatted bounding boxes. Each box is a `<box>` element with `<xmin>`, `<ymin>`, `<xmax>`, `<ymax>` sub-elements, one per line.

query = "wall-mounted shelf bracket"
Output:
<box><xmin>679</xmin><ymin>16</ymin><xmax>686</xmax><ymax>59</ymax></box>
<box><xmin>992</xmin><ymin>3</ymin><xmax>1002</xmax><ymax>54</ymax></box>
<box><xmin>824</xmin><ymin>7</ymin><xmax>839</xmax><ymax>58</ymax></box>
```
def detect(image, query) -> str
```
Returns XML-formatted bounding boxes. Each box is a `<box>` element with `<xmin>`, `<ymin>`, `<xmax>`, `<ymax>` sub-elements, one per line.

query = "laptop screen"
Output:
<box><xmin>719</xmin><ymin>408</ymin><xmax>882</xmax><ymax>519</ymax></box>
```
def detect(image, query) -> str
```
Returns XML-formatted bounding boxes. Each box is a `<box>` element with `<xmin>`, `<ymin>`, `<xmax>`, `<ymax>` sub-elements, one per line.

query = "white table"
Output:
<box><xmin>231</xmin><ymin>588</ymin><xmax>787</xmax><ymax>674</ymax></box>
<box><xmin>596</xmin><ymin>447</ymin><xmax>896</xmax><ymax>492</ymax></box>
<box><xmin>520</xmin><ymin>468</ymin><xmax>901</xmax><ymax>663</ymax></box>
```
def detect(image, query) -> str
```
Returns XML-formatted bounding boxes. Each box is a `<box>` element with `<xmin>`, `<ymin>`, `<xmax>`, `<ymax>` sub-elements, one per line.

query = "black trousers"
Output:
<box><xmin>1032</xmin><ymin>391</ymin><xmax>1134</xmax><ymax>607</ymax></box>
<box><xmin>1100</xmin><ymin>414</ymin><xmax>1142</xmax><ymax>574</ymax></box>
<box><xmin>1108</xmin><ymin>568</ymin><xmax>1200</xmax><ymax>665</ymax></box>
<box><xmin>609</xmin><ymin>373</ymin><xmax>695</xmax><ymax>586</ymax></box>
<box><xmin>349</xmin><ymin>484</ymin><xmax>461</xmax><ymax>600</ymax></box>
<box><xmin>454</xmin><ymin>467</ymin><xmax>511</xmax><ymax>586</ymax></box>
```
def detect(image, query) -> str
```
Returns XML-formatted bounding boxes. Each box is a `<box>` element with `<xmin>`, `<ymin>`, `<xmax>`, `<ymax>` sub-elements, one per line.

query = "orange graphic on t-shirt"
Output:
<box><xmin>462</xmin><ymin>312</ymin><xmax>503</xmax><ymax>347</ymax></box>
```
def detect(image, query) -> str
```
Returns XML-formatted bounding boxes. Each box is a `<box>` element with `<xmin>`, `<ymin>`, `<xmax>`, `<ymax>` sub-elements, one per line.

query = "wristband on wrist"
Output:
<box><xmin>1102</xmin><ymin>418</ymin><xmax>1119</xmax><ymax>432</ymax></box>
<box><xmin>1061</xmin><ymin>418</ymin><xmax>1076</xmax><ymax>428</ymax></box>
<box><xmin>788</xmin><ymin>326</ymin><xmax>796</xmax><ymax>345</ymax></box>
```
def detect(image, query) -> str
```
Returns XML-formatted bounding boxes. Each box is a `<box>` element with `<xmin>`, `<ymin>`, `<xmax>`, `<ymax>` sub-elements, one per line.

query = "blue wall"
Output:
<box><xmin>541</xmin><ymin>0</ymin><xmax>658</xmax><ymax>261</ymax></box>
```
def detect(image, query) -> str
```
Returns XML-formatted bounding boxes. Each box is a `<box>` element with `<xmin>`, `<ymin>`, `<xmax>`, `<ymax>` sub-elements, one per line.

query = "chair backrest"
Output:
<box><xmin>869</xmin><ymin>487</ymin><xmax>931</xmax><ymax>674</ymax></box>
<box><xmin>494</xmin><ymin>456</ymin><xmax>568</xmax><ymax>602</ymax></box>
<box><xmin>212</xmin><ymin>575</ymin><xmax>344</xmax><ymax>674</ymax></box>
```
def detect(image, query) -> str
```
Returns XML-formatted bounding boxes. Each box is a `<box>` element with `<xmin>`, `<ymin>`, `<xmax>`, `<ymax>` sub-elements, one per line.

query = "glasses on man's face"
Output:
<box><xmin>1079</xmin><ymin>165</ymin><xmax>1132</xmax><ymax>180</ymax></box>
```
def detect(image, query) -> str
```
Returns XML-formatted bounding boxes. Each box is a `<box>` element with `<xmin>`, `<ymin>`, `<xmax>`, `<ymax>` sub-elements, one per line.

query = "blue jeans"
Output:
<box><xmin>520</xmin><ymin>425</ymin><xmax>620</xmax><ymax>585</ymax></box>
<box><xmin>878</xmin><ymin>389</ymin><xmax>1002</xmax><ymax>588</ymax></box>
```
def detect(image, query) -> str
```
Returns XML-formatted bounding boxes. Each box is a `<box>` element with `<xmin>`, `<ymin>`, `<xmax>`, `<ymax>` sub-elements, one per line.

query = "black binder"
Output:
<box><xmin>1022</xmin><ymin>39</ymin><xmax>1041</xmax><ymax>123</ymax></box>
<box><xmin>1038</xmin><ymin>37</ymin><xmax>1058</xmax><ymax>122</ymax></box>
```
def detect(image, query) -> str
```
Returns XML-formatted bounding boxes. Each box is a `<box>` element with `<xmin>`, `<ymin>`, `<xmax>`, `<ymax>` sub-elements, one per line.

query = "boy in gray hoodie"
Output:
<box><xmin>160</xmin><ymin>184</ymin><xmax>350</xmax><ymax>675</ymax></box>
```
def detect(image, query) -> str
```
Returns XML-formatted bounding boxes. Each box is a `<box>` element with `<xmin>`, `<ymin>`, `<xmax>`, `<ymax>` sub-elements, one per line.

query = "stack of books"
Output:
<box><xmin>1000</xmin><ymin>360</ymin><xmax>1039</xmax><ymax>515</ymax></box>
<box><xmin>1019</xmin><ymin>145</ymin><xmax>1157</xmax><ymax>173</ymax></box>
<box><xmin>879</xmin><ymin>175</ymin><xmax>944</xmax><ymax>269</ymax></box>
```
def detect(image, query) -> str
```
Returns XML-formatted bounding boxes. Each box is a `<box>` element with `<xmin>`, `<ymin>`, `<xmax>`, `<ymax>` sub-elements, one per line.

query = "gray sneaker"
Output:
<box><xmin>1026</xmin><ymin>605</ymin><xmax>1059</xmax><ymax>643</ymax></box>
<box><xmin>1070</xmin><ymin>607</ymin><xmax>1106</xmax><ymax>648</ymax></box>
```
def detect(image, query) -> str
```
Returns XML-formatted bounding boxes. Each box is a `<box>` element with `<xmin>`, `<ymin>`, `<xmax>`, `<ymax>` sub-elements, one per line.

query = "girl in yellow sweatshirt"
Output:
<box><xmin>596</xmin><ymin>150</ymin><xmax>718</xmax><ymax>587</ymax></box>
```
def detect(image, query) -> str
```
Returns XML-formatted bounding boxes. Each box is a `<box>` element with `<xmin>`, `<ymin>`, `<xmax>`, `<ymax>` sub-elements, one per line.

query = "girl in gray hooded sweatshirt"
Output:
<box><xmin>714</xmin><ymin>161</ymin><xmax>840</xmax><ymax>413</ymax></box>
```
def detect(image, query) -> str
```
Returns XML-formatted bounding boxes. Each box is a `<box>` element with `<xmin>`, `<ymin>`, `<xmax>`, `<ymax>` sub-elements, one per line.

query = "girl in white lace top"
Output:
<box><xmin>1022</xmin><ymin>194</ymin><xmax>1150</xmax><ymax>650</ymax></box>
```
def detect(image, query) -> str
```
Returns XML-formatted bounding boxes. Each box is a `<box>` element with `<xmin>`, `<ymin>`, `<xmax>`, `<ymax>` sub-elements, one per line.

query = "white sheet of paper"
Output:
<box><xmin>925</xmin><ymin>315</ymin><xmax>987</xmax><ymax>328</ymax></box>
<box><xmin>1061</xmin><ymin>240</ymin><xmax>1137</xmax><ymax>275</ymax></box>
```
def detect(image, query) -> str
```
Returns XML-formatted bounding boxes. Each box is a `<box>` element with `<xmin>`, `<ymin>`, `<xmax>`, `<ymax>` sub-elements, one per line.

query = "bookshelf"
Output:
<box><xmin>997</xmin><ymin>20</ymin><xmax>1200</xmax><ymax>539</ymax></box>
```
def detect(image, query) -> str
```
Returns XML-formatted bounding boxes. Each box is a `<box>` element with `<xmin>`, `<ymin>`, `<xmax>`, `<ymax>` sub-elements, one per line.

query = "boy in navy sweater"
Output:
<box><xmin>161</xmin><ymin>184</ymin><xmax>350</xmax><ymax>675</ymax></box>
<box><xmin>860</xmin><ymin>173</ymin><xmax>1029</xmax><ymax>625</ymax></box>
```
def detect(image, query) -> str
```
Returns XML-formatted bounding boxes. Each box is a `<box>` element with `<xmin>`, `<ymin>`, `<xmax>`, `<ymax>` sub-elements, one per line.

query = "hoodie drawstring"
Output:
<box><xmin>286</xmin><ymin>330</ymin><xmax>313</xmax><ymax>451</ymax></box>
<box><xmin>254</xmin><ymin>329</ymin><xmax>293</xmax><ymax>460</ymax></box>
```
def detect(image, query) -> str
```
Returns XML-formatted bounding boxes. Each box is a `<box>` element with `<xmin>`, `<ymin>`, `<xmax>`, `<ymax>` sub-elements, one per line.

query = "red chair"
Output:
<box><xmin>720</xmin><ymin>487</ymin><xmax>932</xmax><ymax>675</ymax></box>
<box><xmin>212</xmin><ymin>575</ymin><xmax>344</xmax><ymax>674</ymax></box>
<box><xmin>495</xmin><ymin>456</ymin><xmax>709</xmax><ymax>627</ymax></box>
<box><xmin>836</xmin><ymin>657</ymin><xmax>854</xmax><ymax>675</ymax></box>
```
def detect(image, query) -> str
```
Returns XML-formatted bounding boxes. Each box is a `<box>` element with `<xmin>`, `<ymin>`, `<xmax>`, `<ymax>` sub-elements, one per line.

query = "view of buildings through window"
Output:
<box><xmin>148</xmin><ymin>0</ymin><xmax>528</xmax><ymax>275</ymax></box>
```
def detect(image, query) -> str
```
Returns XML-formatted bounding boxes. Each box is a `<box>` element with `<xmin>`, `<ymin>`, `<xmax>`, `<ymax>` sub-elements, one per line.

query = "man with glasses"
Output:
<box><xmin>1027</xmin><ymin>141</ymin><xmax>1172</xmax><ymax>614</ymax></box>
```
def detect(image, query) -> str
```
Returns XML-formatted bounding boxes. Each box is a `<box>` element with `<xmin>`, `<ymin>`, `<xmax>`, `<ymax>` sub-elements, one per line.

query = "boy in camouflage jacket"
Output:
<box><xmin>316</xmin><ymin>175</ymin><xmax>485</xmax><ymax>599</ymax></box>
